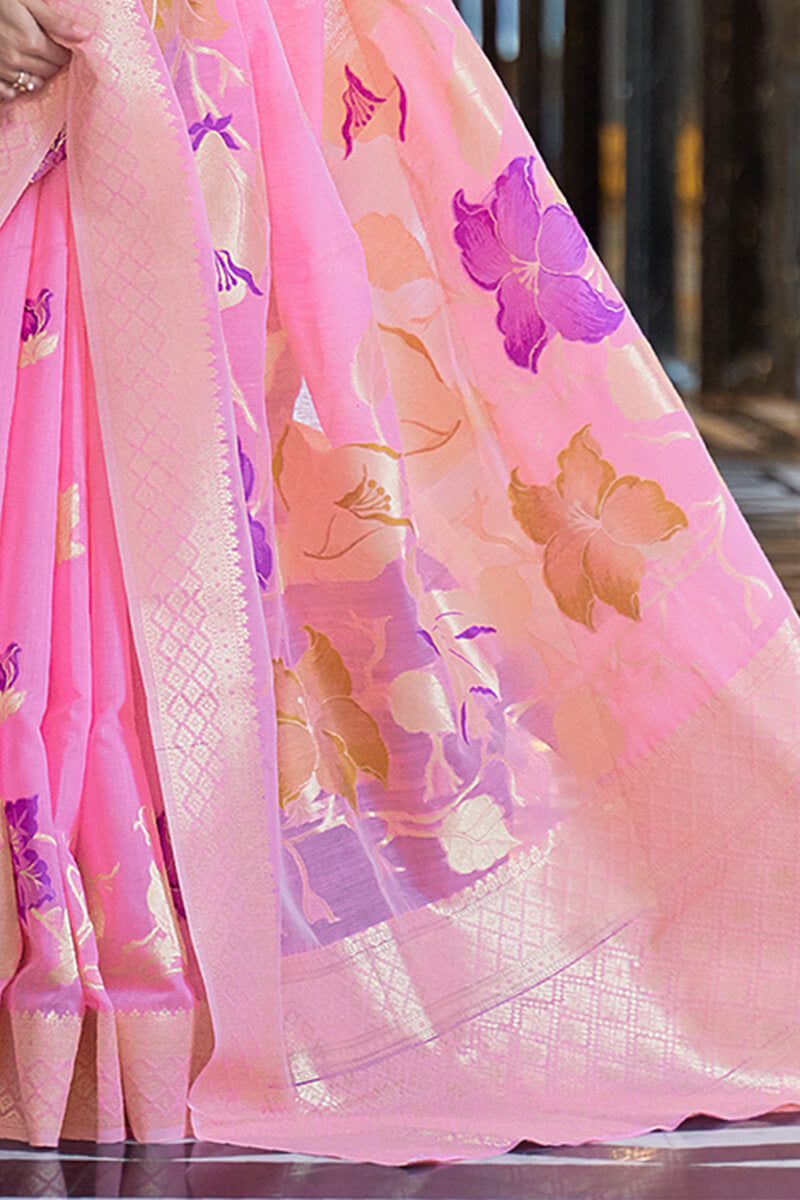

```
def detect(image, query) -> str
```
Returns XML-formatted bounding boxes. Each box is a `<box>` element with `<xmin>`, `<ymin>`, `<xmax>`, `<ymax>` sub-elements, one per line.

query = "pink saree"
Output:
<box><xmin>0</xmin><ymin>0</ymin><xmax>799</xmax><ymax>1164</ymax></box>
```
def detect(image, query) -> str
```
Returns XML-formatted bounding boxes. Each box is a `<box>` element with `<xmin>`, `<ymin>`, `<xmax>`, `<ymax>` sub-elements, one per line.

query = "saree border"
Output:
<box><xmin>280</xmin><ymin>618</ymin><xmax>800</xmax><ymax>1080</ymax></box>
<box><xmin>57</xmin><ymin>0</ymin><xmax>289</xmax><ymax>1095</ymax></box>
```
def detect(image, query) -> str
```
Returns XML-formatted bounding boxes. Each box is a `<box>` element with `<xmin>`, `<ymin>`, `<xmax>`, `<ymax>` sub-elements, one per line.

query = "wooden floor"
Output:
<box><xmin>694</xmin><ymin>398</ymin><xmax>800</xmax><ymax>611</ymax></box>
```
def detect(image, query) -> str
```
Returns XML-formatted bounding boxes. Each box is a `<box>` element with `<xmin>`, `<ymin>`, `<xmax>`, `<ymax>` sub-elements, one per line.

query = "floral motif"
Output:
<box><xmin>4</xmin><ymin>796</ymin><xmax>55</xmax><ymax>921</ymax></box>
<box><xmin>0</xmin><ymin>642</ymin><xmax>25</xmax><ymax>724</ymax></box>
<box><xmin>341</xmin><ymin>65</ymin><xmax>407</xmax><ymax>158</ymax></box>
<box><xmin>189</xmin><ymin>113</ymin><xmax>239</xmax><ymax>152</ymax></box>
<box><xmin>214</xmin><ymin>249</ymin><xmax>264</xmax><ymax>298</ymax></box>
<box><xmin>396</xmin><ymin>74</ymin><xmax>408</xmax><ymax>141</ymax></box>
<box><xmin>303</xmin><ymin>460</ymin><xmax>413</xmax><ymax>562</ymax></box>
<box><xmin>273</xmin><ymin>627</ymin><xmax>389</xmax><ymax>811</ymax></box>
<box><xmin>238</xmin><ymin>440</ymin><xmax>272</xmax><ymax>589</ymax></box>
<box><xmin>0</xmin><ymin>642</ymin><xmax>20</xmax><ymax>693</ymax></box>
<box><xmin>510</xmin><ymin>425</ymin><xmax>688</xmax><ymax>629</ymax></box>
<box><xmin>19</xmin><ymin>288</ymin><xmax>59</xmax><ymax>367</ymax></box>
<box><xmin>438</xmin><ymin>793</ymin><xmax>520</xmax><ymax>875</ymax></box>
<box><xmin>453</xmin><ymin>156</ymin><xmax>624</xmax><ymax>371</ymax></box>
<box><xmin>30</xmin><ymin>128</ymin><xmax>66</xmax><ymax>185</ymax></box>
<box><xmin>406</xmin><ymin>600</ymin><xmax>499</xmax><ymax>745</ymax></box>
<box><xmin>335</xmin><ymin>467</ymin><xmax>411</xmax><ymax>528</ymax></box>
<box><xmin>55</xmin><ymin>484</ymin><xmax>86</xmax><ymax>564</ymax></box>
<box><xmin>151</xmin><ymin>0</ymin><xmax>229</xmax><ymax>47</ymax></box>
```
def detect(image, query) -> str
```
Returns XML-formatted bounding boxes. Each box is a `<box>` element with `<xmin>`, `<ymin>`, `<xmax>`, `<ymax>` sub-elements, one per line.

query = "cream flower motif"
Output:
<box><xmin>439</xmin><ymin>793</ymin><xmax>520</xmax><ymax>875</ymax></box>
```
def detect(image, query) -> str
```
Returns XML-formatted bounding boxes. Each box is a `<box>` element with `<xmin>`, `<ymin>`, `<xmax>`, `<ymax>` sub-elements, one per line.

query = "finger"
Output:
<box><xmin>26</xmin><ymin>34</ymin><xmax>72</xmax><ymax>68</ymax></box>
<box><xmin>6</xmin><ymin>19</ymin><xmax>73</xmax><ymax>68</ymax></box>
<box><xmin>9</xmin><ymin>6</ymin><xmax>76</xmax><ymax>65</ymax></box>
<box><xmin>23</xmin><ymin>0</ymin><xmax>91</xmax><ymax>42</ymax></box>
<box><xmin>1</xmin><ymin>53</ymin><xmax>61</xmax><ymax>80</ymax></box>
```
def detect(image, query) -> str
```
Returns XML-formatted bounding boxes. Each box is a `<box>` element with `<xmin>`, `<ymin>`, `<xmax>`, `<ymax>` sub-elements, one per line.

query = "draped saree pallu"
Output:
<box><xmin>0</xmin><ymin>0</ymin><xmax>799</xmax><ymax>1164</ymax></box>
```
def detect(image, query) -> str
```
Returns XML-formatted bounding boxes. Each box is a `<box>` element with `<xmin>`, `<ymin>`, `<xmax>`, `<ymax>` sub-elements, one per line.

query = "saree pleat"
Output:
<box><xmin>0</xmin><ymin>0</ymin><xmax>799</xmax><ymax>1163</ymax></box>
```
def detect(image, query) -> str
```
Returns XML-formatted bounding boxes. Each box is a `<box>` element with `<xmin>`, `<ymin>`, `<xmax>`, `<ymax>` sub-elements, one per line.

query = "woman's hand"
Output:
<box><xmin>0</xmin><ymin>0</ymin><xmax>89</xmax><ymax>102</ymax></box>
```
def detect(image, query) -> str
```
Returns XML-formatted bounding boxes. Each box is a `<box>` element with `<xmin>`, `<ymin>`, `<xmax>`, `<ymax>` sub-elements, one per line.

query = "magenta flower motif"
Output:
<box><xmin>238</xmin><ymin>440</ymin><xmax>272</xmax><ymax>590</ymax></box>
<box><xmin>4</xmin><ymin>796</ymin><xmax>55</xmax><ymax>921</ymax></box>
<box><xmin>342</xmin><ymin>66</ymin><xmax>386</xmax><ymax>159</ymax></box>
<box><xmin>341</xmin><ymin>65</ymin><xmax>407</xmax><ymax>159</ymax></box>
<box><xmin>453</xmin><ymin>157</ymin><xmax>624</xmax><ymax>372</ymax></box>
<box><xmin>214</xmin><ymin>250</ymin><xmax>264</xmax><ymax>297</ymax></box>
<box><xmin>395</xmin><ymin>74</ymin><xmax>408</xmax><ymax>142</ymax></box>
<box><xmin>21</xmin><ymin>288</ymin><xmax>53</xmax><ymax>341</ymax></box>
<box><xmin>0</xmin><ymin>642</ymin><xmax>20</xmax><ymax>692</ymax></box>
<box><xmin>189</xmin><ymin>113</ymin><xmax>239</xmax><ymax>152</ymax></box>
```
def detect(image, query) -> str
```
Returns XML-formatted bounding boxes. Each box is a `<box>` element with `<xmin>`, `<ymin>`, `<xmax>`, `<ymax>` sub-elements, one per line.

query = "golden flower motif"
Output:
<box><xmin>273</xmin><ymin>627</ymin><xmax>389</xmax><ymax>811</ymax></box>
<box><xmin>55</xmin><ymin>484</ymin><xmax>86</xmax><ymax>564</ymax></box>
<box><xmin>510</xmin><ymin>425</ymin><xmax>688</xmax><ymax>629</ymax></box>
<box><xmin>274</xmin><ymin>422</ymin><xmax>413</xmax><ymax>580</ymax></box>
<box><xmin>151</xmin><ymin>0</ymin><xmax>229</xmax><ymax>48</ymax></box>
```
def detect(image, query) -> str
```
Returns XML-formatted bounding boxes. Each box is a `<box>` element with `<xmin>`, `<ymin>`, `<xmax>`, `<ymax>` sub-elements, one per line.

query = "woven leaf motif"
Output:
<box><xmin>439</xmin><ymin>794</ymin><xmax>519</xmax><ymax>875</ymax></box>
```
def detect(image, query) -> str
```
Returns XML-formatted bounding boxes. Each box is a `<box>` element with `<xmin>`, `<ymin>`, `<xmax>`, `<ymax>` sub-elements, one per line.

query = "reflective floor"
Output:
<box><xmin>3</xmin><ymin>1113</ymin><xmax>800</xmax><ymax>1198</ymax></box>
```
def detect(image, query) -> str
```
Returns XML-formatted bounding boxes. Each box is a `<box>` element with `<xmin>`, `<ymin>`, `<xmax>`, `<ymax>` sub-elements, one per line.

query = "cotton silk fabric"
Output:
<box><xmin>0</xmin><ymin>0</ymin><xmax>799</xmax><ymax>1163</ymax></box>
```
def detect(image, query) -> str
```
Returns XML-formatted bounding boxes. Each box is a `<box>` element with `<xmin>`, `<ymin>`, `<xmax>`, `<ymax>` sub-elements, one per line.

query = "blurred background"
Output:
<box><xmin>457</xmin><ymin>0</ymin><xmax>800</xmax><ymax>607</ymax></box>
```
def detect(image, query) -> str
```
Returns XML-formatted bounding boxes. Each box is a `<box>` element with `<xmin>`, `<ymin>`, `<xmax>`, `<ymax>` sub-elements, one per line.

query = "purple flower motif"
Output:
<box><xmin>189</xmin><ymin>113</ymin><xmax>240</xmax><ymax>153</ymax></box>
<box><xmin>4</xmin><ymin>796</ymin><xmax>55</xmax><ymax>921</ymax></box>
<box><xmin>21</xmin><ymin>289</ymin><xmax>53</xmax><ymax>341</ymax></box>
<box><xmin>214</xmin><ymin>250</ymin><xmax>264</xmax><ymax>297</ymax></box>
<box><xmin>238</xmin><ymin>441</ymin><xmax>255</xmax><ymax>502</ymax></box>
<box><xmin>238</xmin><ymin>440</ymin><xmax>273</xmax><ymax>591</ymax></box>
<box><xmin>460</xmin><ymin>685</ymin><xmax>502</xmax><ymax>745</ymax></box>
<box><xmin>416</xmin><ymin>629</ymin><xmax>441</xmax><ymax>655</ymax></box>
<box><xmin>5</xmin><ymin>796</ymin><xmax>37</xmax><ymax>855</ymax></box>
<box><xmin>0</xmin><ymin>643</ymin><xmax>20</xmax><ymax>692</ymax></box>
<box><xmin>30</xmin><ymin>128</ymin><xmax>67</xmax><ymax>185</ymax></box>
<box><xmin>249</xmin><ymin>515</ymin><xmax>272</xmax><ymax>590</ymax></box>
<box><xmin>341</xmin><ymin>65</ymin><xmax>387</xmax><ymax>159</ymax></box>
<box><xmin>455</xmin><ymin>625</ymin><xmax>498</xmax><ymax>641</ymax></box>
<box><xmin>453</xmin><ymin>157</ymin><xmax>624</xmax><ymax>372</ymax></box>
<box><xmin>156</xmin><ymin>811</ymin><xmax>186</xmax><ymax>920</ymax></box>
<box><xmin>15</xmin><ymin>849</ymin><xmax>55</xmax><ymax>918</ymax></box>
